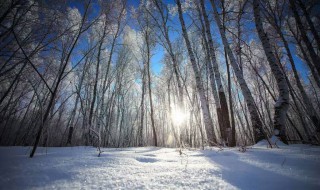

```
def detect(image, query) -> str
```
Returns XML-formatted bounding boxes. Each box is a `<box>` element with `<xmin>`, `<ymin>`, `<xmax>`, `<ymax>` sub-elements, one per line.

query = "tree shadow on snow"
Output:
<box><xmin>0</xmin><ymin>147</ymin><xmax>117</xmax><ymax>189</ymax></box>
<box><xmin>201</xmin><ymin>149</ymin><xmax>320</xmax><ymax>190</ymax></box>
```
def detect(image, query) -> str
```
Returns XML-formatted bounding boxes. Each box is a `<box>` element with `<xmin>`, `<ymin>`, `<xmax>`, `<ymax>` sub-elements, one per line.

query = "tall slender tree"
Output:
<box><xmin>176</xmin><ymin>0</ymin><xmax>216</xmax><ymax>145</ymax></box>
<box><xmin>210</xmin><ymin>0</ymin><xmax>266</xmax><ymax>143</ymax></box>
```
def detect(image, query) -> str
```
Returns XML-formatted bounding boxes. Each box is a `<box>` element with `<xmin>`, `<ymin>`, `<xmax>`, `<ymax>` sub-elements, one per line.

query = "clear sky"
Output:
<box><xmin>69</xmin><ymin>0</ymin><xmax>310</xmax><ymax>82</ymax></box>
<box><xmin>126</xmin><ymin>0</ymin><xmax>310</xmax><ymax>81</ymax></box>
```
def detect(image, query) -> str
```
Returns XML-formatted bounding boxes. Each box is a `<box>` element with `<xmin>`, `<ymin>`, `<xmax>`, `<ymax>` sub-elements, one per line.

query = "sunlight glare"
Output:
<box><xmin>171</xmin><ymin>108</ymin><xmax>187</xmax><ymax>126</ymax></box>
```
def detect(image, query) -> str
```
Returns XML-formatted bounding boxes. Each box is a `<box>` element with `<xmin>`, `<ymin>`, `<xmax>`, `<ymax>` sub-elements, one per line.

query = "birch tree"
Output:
<box><xmin>176</xmin><ymin>0</ymin><xmax>216</xmax><ymax>145</ymax></box>
<box><xmin>210</xmin><ymin>0</ymin><xmax>266</xmax><ymax>143</ymax></box>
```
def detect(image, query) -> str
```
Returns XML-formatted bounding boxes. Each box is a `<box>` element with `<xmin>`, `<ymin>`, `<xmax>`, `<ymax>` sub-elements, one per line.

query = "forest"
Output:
<box><xmin>0</xmin><ymin>0</ymin><xmax>320</xmax><ymax>157</ymax></box>
<box><xmin>1</xmin><ymin>0</ymin><xmax>320</xmax><ymax>189</ymax></box>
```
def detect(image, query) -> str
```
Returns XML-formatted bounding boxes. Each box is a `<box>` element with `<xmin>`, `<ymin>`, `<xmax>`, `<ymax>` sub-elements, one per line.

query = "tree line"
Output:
<box><xmin>0</xmin><ymin>0</ymin><xmax>319</xmax><ymax>157</ymax></box>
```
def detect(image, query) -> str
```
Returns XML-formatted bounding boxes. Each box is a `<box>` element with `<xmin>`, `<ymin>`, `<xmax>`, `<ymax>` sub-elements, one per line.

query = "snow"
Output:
<box><xmin>0</xmin><ymin>145</ymin><xmax>319</xmax><ymax>189</ymax></box>
<box><xmin>255</xmin><ymin>135</ymin><xmax>287</xmax><ymax>147</ymax></box>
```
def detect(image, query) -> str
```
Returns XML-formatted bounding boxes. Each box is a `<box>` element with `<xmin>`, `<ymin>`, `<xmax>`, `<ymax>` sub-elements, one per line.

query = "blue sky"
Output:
<box><xmin>69</xmin><ymin>0</ymin><xmax>310</xmax><ymax>82</ymax></box>
<box><xmin>126</xmin><ymin>0</ymin><xmax>173</xmax><ymax>75</ymax></box>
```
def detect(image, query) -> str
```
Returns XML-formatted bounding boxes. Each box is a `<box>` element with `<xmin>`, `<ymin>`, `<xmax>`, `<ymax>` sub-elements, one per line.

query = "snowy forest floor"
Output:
<box><xmin>0</xmin><ymin>144</ymin><xmax>320</xmax><ymax>190</ymax></box>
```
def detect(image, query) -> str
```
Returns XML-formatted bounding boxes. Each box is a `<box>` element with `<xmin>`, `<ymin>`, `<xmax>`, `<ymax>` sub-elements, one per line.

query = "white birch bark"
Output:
<box><xmin>253</xmin><ymin>0</ymin><xmax>289</xmax><ymax>143</ymax></box>
<box><xmin>200</xmin><ymin>0</ymin><xmax>232</xmax><ymax>145</ymax></box>
<box><xmin>176</xmin><ymin>0</ymin><xmax>216</xmax><ymax>145</ymax></box>
<box><xmin>210</xmin><ymin>0</ymin><xmax>265</xmax><ymax>143</ymax></box>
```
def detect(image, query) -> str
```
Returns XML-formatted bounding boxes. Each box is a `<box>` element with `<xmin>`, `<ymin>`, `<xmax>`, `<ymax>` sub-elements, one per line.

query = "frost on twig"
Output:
<box><xmin>89</xmin><ymin>128</ymin><xmax>103</xmax><ymax>157</ymax></box>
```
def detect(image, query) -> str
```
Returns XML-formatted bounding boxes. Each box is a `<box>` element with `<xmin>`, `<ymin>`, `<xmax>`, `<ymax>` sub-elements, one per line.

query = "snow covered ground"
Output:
<box><xmin>0</xmin><ymin>144</ymin><xmax>319</xmax><ymax>189</ymax></box>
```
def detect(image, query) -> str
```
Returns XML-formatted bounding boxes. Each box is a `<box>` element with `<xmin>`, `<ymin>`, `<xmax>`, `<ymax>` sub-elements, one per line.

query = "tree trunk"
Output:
<box><xmin>275</xmin><ymin>23</ymin><xmax>320</xmax><ymax>132</ymax></box>
<box><xmin>297</xmin><ymin>0</ymin><xmax>320</xmax><ymax>50</ymax></box>
<box><xmin>176</xmin><ymin>0</ymin><xmax>216</xmax><ymax>145</ymax></box>
<box><xmin>210</xmin><ymin>0</ymin><xmax>265</xmax><ymax>143</ymax></box>
<box><xmin>199</xmin><ymin>1</ymin><xmax>228</xmax><ymax>145</ymax></box>
<box><xmin>253</xmin><ymin>0</ymin><xmax>290</xmax><ymax>143</ymax></box>
<box><xmin>29</xmin><ymin>2</ymin><xmax>91</xmax><ymax>157</ymax></box>
<box><xmin>289</xmin><ymin>0</ymin><xmax>320</xmax><ymax>76</ymax></box>
<box><xmin>147</xmin><ymin>57</ymin><xmax>158</xmax><ymax>147</ymax></box>
<box><xmin>145</xmin><ymin>28</ymin><xmax>158</xmax><ymax>147</ymax></box>
<box><xmin>139</xmin><ymin>68</ymin><xmax>146</xmax><ymax>146</ymax></box>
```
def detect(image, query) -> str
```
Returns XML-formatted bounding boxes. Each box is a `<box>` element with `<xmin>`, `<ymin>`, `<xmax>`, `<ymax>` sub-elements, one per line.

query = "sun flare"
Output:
<box><xmin>171</xmin><ymin>108</ymin><xmax>187</xmax><ymax>126</ymax></box>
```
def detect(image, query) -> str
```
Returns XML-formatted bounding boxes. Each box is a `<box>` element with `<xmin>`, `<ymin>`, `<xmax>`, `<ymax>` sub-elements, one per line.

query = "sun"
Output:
<box><xmin>171</xmin><ymin>108</ymin><xmax>187</xmax><ymax>126</ymax></box>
